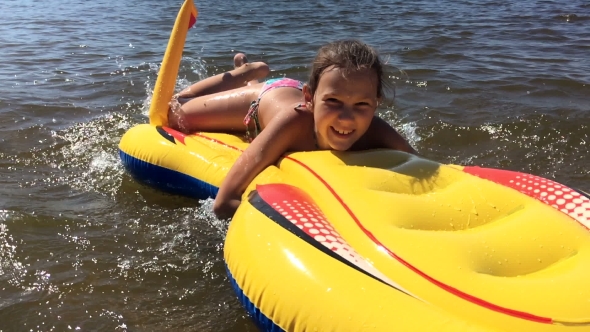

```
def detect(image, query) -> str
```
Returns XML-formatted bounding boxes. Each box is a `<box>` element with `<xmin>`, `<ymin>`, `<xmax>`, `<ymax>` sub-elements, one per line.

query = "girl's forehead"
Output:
<box><xmin>320</xmin><ymin>65</ymin><xmax>376</xmax><ymax>77</ymax></box>
<box><xmin>317</xmin><ymin>67</ymin><xmax>378</xmax><ymax>95</ymax></box>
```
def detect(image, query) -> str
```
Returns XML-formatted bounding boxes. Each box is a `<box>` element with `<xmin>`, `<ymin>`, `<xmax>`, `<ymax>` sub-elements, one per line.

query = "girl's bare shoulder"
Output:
<box><xmin>353</xmin><ymin>116</ymin><xmax>417</xmax><ymax>154</ymax></box>
<box><xmin>266</xmin><ymin>105</ymin><xmax>316</xmax><ymax>152</ymax></box>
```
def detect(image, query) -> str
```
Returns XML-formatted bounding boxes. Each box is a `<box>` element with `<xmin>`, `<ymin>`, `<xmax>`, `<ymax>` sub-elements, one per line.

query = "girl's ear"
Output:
<box><xmin>303</xmin><ymin>84</ymin><xmax>313</xmax><ymax>111</ymax></box>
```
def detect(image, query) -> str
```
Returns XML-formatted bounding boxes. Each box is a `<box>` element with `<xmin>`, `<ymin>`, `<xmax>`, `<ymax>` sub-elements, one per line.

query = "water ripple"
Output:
<box><xmin>0</xmin><ymin>0</ymin><xmax>588</xmax><ymax>330</ymax></box>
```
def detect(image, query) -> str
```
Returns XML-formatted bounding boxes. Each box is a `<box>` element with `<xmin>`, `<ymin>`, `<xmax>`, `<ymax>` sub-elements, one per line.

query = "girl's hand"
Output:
<box><xmin>213</xmin><ymin>197</ymin><xmax>241</xmax><ymax>220</ymax></box>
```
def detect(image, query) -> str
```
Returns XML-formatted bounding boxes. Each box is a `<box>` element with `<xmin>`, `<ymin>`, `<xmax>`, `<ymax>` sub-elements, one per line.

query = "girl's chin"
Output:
<box><xmin>326</xmin><ymin>136</ymin><xmax>355</xmax><ymax>151</ymax></box>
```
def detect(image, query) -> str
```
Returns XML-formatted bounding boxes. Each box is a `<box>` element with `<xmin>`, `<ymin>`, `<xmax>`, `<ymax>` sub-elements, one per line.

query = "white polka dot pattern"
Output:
<box><xmin>464</xmin><ymin>167</ymin><xmax>590</xmax><ymax>230</ymax></box>
<box><xmin>269</xmin><ymin>195</ymin><xmax>364</xmax><ymax>266</ymax></box>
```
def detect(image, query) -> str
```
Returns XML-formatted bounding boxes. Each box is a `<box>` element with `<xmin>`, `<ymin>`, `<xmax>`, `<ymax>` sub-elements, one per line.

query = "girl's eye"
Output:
<box><xmin>326</xmin><ymin>98</ymin><xmax>340</xmax><ymax>103</ymax></box>
<box><xmin>355</xmin><ymin>101</ymin><xmax>375</xmax><ymax>109</ymax></box>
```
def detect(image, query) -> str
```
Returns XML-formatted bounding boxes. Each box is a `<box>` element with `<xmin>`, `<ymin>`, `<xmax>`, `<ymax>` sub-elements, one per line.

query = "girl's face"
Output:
<box><xmin>304</xmin><ymin>67</ymin><xmax>379</xmax><ymax>151</ymax></box>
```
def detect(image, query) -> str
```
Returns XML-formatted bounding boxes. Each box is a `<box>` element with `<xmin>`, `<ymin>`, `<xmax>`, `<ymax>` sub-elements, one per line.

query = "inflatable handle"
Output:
<box><xmin>149</xmin><ymin>0</ymin><xmax>198</xmax><ymax>126</ymax></box>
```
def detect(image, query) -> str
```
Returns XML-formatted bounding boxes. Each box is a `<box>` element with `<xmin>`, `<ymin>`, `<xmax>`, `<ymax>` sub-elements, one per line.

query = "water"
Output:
<box><xmin>0</xmin><ymin>0</ymin><xmax>588</xmax><ymax>330</ymax></box>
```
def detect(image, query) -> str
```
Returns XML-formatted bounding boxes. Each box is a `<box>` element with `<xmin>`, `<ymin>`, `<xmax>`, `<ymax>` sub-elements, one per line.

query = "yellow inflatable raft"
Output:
<box><xmin>120</xmin><ymin>124</ymin><xmax>590</xmax><ymax>331</ymax></box>
<box><xmin>119</xmin><ymin>1</ymin><xmax>590</xmax><ymax>330</ymax></box>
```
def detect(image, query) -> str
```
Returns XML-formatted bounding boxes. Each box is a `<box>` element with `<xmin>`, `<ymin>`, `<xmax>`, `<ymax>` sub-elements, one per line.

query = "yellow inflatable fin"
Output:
<box><xmin>149</xmin><ymin>0</ymin><xmax>198</xmax><ymax>126</ymax></box>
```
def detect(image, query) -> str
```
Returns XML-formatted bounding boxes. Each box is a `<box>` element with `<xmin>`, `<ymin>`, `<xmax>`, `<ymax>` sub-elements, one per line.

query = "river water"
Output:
<box><xmin>0</xmin><ymin>0</ymin><xmax>588</xmax><ymax>330</ymax></box>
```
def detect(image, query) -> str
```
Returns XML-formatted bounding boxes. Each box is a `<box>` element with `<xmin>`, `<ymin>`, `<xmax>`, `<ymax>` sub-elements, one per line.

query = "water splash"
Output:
<box><xmin>45</xmin><ymin>113</ymin><xmax>132</xmax><ymax>197</ymax></box>
<box><xmin>0</xmin><ymin>212</ymin><xmax>27</xmax><ymax>289</ymax></box>
<box><xmin>399</xmin><ymin>121</ymin><xmax>421</xmax><ymax>148</ymax></box>
<box><xmin>142</xmin><ymin>56</ymin><xmax>208</xmax><ymax>117</ymax></box>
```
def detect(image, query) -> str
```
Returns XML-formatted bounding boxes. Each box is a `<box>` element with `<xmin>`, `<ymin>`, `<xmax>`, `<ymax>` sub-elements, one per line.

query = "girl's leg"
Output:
<box><xmin>168</xmin><ymin>84</ymin><xmax>262</xmax><ymax>133</ymax></box>
<box><xmin>176</xmin><ymin>53</ymin><xmax>269</xmax><ymax>99</ymax></box>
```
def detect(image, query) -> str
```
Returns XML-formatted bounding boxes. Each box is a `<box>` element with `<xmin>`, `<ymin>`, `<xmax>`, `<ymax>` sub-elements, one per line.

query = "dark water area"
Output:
<box><xmin>0</xmin><ymin>0</ymin><xmax>588</xmax><ymax>330</ymax></box>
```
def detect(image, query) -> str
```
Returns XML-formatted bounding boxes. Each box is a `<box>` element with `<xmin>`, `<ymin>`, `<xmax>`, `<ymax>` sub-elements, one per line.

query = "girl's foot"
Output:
<box><xmin>233</xmin><ymin>53</ymin><xmax>248</xmax><ymax>68</ymax></box>
<box><xmin>234</xmin><ymin>53</ymin><xmax>260</xmax><ymax>86</ymax></box>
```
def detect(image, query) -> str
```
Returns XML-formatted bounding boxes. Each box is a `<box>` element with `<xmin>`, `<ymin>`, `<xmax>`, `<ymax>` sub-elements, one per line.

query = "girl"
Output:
<box><xmin>168</xmin><ymin>39</ymin><xmax>418</xmax><ymax>219</ymax></box>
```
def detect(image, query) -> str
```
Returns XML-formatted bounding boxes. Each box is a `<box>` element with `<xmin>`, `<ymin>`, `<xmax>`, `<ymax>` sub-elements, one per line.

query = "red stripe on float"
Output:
<box><xmin>284</xmin><ymin>157</ymin><xmax>553</xmax><ymax>324</ymax></box>
<box><xmin>192</xmin><ymin>133</ymin><xmax>554</xmax><ymax>324</ymax></box>
<box><xmin>192</xmin><ymin>132</ymin><xmax>243</xmax><ymax>151</ymax></box>
<box><xmin>162</xmin><ymin>126</ymin><xmax>187</xmax><ymax>145</ymax></box>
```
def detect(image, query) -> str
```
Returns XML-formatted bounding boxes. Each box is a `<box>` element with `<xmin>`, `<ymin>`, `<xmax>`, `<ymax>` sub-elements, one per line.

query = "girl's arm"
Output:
<box><xmin>369</xmin><ymin>116</ymin><xmax>419</xmax><ymax>155</ymax></box>
<box><xmin>213</xmin><ymin>111</ymin><xmax>309</xmax><ymax>219</ymax></box>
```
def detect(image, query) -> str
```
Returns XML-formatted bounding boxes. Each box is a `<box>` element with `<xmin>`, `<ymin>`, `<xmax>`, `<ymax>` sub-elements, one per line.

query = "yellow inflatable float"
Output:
<box><xmin>119</xmin><ymin>1</ymin><xmax>590</xmax><ymax>330</ymax></box>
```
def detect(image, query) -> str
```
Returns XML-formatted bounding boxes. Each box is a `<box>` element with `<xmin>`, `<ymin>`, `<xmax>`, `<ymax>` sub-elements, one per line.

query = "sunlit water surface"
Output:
<box><xmin>0</xmin><ymin>0</ymin><xmax>588</xmax><ymax>330</ymax></box>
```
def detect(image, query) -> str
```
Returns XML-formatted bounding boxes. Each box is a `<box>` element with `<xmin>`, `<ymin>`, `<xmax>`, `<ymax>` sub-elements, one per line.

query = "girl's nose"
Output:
<box><xmin>337</xmin><ymin>105</ymin><xmax>355</xmax><ymax>121</ymax></box>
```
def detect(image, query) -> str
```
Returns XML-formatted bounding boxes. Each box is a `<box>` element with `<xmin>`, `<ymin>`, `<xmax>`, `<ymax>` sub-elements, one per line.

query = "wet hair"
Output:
<box><xmin>308</xmin><ymin>39</ymin><xmax>385</xmax><ymax>99</ymax></box>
